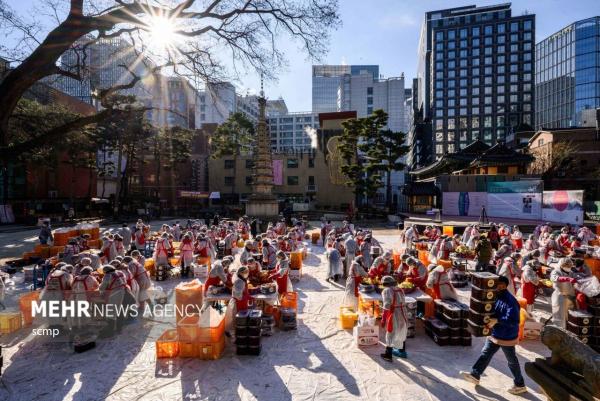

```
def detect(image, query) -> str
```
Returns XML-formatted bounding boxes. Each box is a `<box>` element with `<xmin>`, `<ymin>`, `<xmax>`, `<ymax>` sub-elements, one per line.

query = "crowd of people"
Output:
<box><xmin>37</xmin><ymin>215</ymin><xmax>312</xmax><ymax>336</ymax></box>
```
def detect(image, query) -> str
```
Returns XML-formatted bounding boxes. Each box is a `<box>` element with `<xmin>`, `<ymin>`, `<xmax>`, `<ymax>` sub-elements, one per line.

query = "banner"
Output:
<box><xmin>542</xmin><ymin>190</ymin><xmax>584</xmax><ymax>224</ymax></box>
<box><xmin>486</xmin><ymin>180</ymin><xmax>543</xmax><ymax>219</ymax></box>
<box><xmin>442</xmin><ymin>192</ymin><xmax>487</xmax><ymax>217</ymax></box>
<box><xmin>272</xmin><ymin>160</ymin><xmax>283</xmax><ymax>185</ymax></box>
<box><xmin>178</xmin><ymin>191</ymin><xmax>209</xmax><ymax>199</ymax></box>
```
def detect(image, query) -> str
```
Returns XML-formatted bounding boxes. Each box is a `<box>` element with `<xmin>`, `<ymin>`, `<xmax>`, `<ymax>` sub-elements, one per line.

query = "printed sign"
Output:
<box><xmin>442</xmin><ymin>192</ymin><xmax>487</xmax><ymax>217</ymax></box>
<box><xmin>542</xmin><ymin>190</ymin><xmax>584</xmax><ymax>224</ymax></box>
<box><xmin>272</xmin><ymin>159</ymin><xmax>283</xmax><ymax>185</ymax></box>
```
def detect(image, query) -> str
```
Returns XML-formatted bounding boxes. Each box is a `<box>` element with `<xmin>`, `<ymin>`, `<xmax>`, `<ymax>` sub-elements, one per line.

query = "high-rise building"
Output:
<box><xmin>535</xmin><ymin>17</ymin><xmax>600</xmax><ymax>129</ymax></box>
<box><xmin>312</xmin><ymin>65</ymin><xmax>379</xmax><ymax>113</ymax></box>
<box><xmin>415</xmin><ymin>3</ymin><xmax>535</xmax><ymax>162</ymax></box>
<box><xmin>268</xmin><ymin>112</ymin><xmax>319</xmax><ymax>152</ymax></box>
<box><xmin>196</xmin><ymin>82</ymin><xmax>236</xmax><ymax>125</ymax></box>
<box><xmin>266</xmin><ymin>98</ymin><xmax>289</xmax><ymax>117</ymax></box>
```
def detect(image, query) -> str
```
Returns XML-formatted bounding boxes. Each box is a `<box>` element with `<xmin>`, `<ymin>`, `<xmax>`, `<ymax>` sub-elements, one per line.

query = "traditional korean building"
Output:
<box><xmin>402</xmin><ymin>140</ymin><xmax>534</xmax><ymax>213</ymax></box>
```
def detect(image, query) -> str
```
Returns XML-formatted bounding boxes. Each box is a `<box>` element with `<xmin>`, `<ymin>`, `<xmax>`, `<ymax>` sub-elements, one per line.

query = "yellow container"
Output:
<box><xmin>290</xmin><ymin>251</ymin><xmax>303</xmax><ymax>270</ymax></box>
<box><xmin>19</xmin><ymin>290</ymin><xmax>41</xmax><ymax>326</ymax></box>
<box><xmin>443</xmin><ymin>226</ymin><xmax>454</xmax><ymax>236</ymax></box>
<box><xmin>0</xmin><ymin>311</ymin><xmax>22</xmax><ymax>334</ymax></box>
<box><xmin>339</xmin><ymin>307</ymin><xmax>358</xmax><ymax>329</ymax></box>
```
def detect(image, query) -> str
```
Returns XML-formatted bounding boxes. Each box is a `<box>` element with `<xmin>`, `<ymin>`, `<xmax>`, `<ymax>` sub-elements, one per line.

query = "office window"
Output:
<box><xmin>472</xmin><ymin>48</ymin><xmax>480</xmax><ymax>57</ymax></box>
<box><xmin>524</xmin><ymin>20</ymin><xmax>532</xmax><ymax>30</ymax></box>
<box><xmin>245</xmin><ymin>176</ymin><xmax>253</xmax><ymax>185</ymax></box>
<box><xmin>472</xmin><ymin>26</ymin><xmax>480</xmax><ymax>36</ymax></box>
<box><xmin>224</xmin><ymin>160</ymin><xmax>234</xmax><ymax>169</ymax></box>
<box><xmin>367</xmin><ymin>106</ymin><xmax>373</xmax><ymax>114</ymax></box>
<box><xmin>448</xmin><ymin>30</ymin><xmax>456</xmax><ymax>39</ymax></box>
<box><xmin>224</xmin><ymin>176</ymin><xmax>234</xmax><ymax>186</ymax></box>
<box><xmin>497</xmin><ymin>76</ymin><xmax>505</xmax><ymax>84</ymax></box>
<box><xmin>287</xmin><ymin>176</ymin><xmax>299</xmax><ymax>185</ymax></box>
<box><xmin>367</xmin><ymin>87</ymin><xmax>373</xmax><ymax>95</ymax></box>
<box><xmin>436</xmin><ymin>132</ymin><xmax>444</xmax><ymax>141</ymax></box>
<box><xmin>460</xmin><ymin>28</ymin><xmax>468</xmax><ymax>38</ymax></box>
<box><xmin>484</xmin><ymin>25</ymin><xmax>493</xmax><ymax>35</ymax></box>
<box><xmin>448</xmin><ymin>89</ymin><xmax>456</xmax><ymax>97</ymax></box>
<box><xmin>510</xmin><ymin>22</ymin><xmax>519</xmax><ymax>32</ymax></box>
<box><xmin>245</xmin><ymin>159</ymin><xmax>255</xmax><ymax>169</ymax></box>
<box><xmin>524</xmin><ymin>32</ymin><xmax>532</xmax><ymax>41</ymax></box>
<box><xmin>447</xmin><ymin>70</ymin><xmax>455</xmax><ymax>79</ymax></box>
<box><xmin>308</xmin><ymin>158</ymin><xmax>315</xmax><ymax>168</ymax></box>
<box><xmin>436</xmin><ymin>42</ymin><xmax>444</xmax><ymax>51</ymax></box>
<box><xmin>498</xmin><ymin>65</ymin><xmax>505</xmax><ymax>74</ymax></box>
<box><xmin>436</xmin><ymin>90</ymin><xmax>444</xmax><ymax>98</ymax></box>
<box><xmin>436</xmin><ymin>144</ymin><xmax>444</xmax><ymax>155</ymax></box>
<box><xmin>473</xmin><ymin>38</ymin><xmax>480</xmax><ymax>47</ymax></box>
<box><xmin>448</xmin><ymin>51</ymin><xmax>456</xmax><ymax>59</ymax></box>
<box><xmin>485</xmin><ymin>37</ymin><xmax>493</xmax><ymax>45</ymax></box>
<box><xmin>448</xmin><ymin>118</ymin><xmax>455</xmax><ymax>129</ymax></box>
<box><xmin>287</xmin><ymin>159</ymin><xmax>299</xmax><ymax>168</ymax></box>
<box><xmin>498</xmin><ymin>35</ymin><xmax>505</xmax><ymax>44</ymax></box>
<box><xmin>497</xmin><ymin>23</ymin><xmax>506</xmax><ymax>33</ymax></box>
<box><xmin>510</xmin><ymin>34</ymin><xmax>519</xmax><ymax>43</ymax></box>
<box><xmin>436</xmin><ymin>31</ymin><xmax>444</xmax><ymax>41</ymax></box>
<box><xmin>460</xmin><ymin>41</ymin><xmax>467</xmax><ymax>50</ymax></box>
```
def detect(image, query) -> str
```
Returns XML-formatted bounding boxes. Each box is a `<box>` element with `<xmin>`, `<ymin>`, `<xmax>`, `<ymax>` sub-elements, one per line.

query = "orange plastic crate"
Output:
<box><xmin>438</xmin><ymin>259</ymin><xmax>452</xmax><ymax>269</ymax></box>
<box><xmin>311</xmin><ymin>232</ymin><xmax>320</xmax><ymax>244</ymax></box>
<box><xmin>177</xmin><ymin>315</ymin><xmax>200</xmax><ymax>342</ymax></box>
<box><xmin>0</xmin><ymin>311</ymin><xmax>22</xmax><ymax>334</ymax></box>
<box><xmin>290</xmin><ymin>251</ymin><xmax>303</xmax><ymax>270</ymax></box>
<box><xmin>179</xmin><ymin>337</ymin><xmax>225</xmax><ymax>359</ymax></box>
<box><xmin>443</xmin><ymin>226</ymin><xmax>454</xmax><ymax>236</ymax></box>
<box><xmin>196</xmin><ymin>256</ymin><xmax>211</xmax><ymax>267</ymax></box>
<box><xmin>175</xmin><ymin>280</ymin><xmax>203</xmax><ymax>322</ymax></box>
<box><xmin>19</xmin><ymin>290</ymin><xmax>41</xmax><ymax>326</ymax></box>
<box><xmin>339</xmin><ymin>307</ymin><xmax>358</xmax><ymax>329</ymax></box>
<box><xmin>156</xmin><ymin>329</ymin><xmax>180</xmax><ymax>358</ymax></box>
<box><xmin>280</xmin><ymin>292</ymin><xmax>298</xmax><ymax>310</ymax></box>
<box><xmin>196</xmin><ymin>308</ymin><xmax>225</xmax><ymax>343</ymax></box>
<box><xmin>392</xmin><ymin>252</ymin><xmax>401</xmax><ymax>269</ymax></box>
<box><xmin>418</xmin><ymin>250</ymin><xmax>430</xmax><ymax>266</ymax></box>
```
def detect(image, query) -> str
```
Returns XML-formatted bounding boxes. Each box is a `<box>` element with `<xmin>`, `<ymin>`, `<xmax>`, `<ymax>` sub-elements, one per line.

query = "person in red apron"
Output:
<box><xmin>231</xmin><ymin>266</ymin><xmax>253</xmax><ymax>313</ymax></box>
<box><xmin>497</xmin><ymin>257</ymin><xmax>520</xmax><ymax>296</ymax></box>
<box><xmin>195</xmin><ymin>234</ymin><xmax>210</xmax><ymax>257</ymax></box>
<box><xmin>394</xmin><ymin>254</ymin><xmax>412</xmax><ymax>282</ymax></box>
<box><xmin>133</xmin><ymin>227</ymin><xmax>145</xmax><ymax>252</ymax></box>
<box><xmin>368</xmin><ymin>251</ymin><xmax>393</xmax><ymax>280</ymax></box>
<box><xmin>79</xmin><ymin>234</ymin><xmax>91</xmax><ymax>251</ymax></box>
<box><xmin>426</xmin><ymin>264</ymin><xmax>458</xmax><ymax>300</ymax></box>
<box><xmin>406</xmin><ymin>257</ymin><xmax>428</xmax><ymax>290</ymax></box>
<box><xmin>246</xmin><ymin>257</ymin><xmax>262</xmax><ymax>285</ymax></box>
<box><xmin>153</xmin><ymin>233</ymin><xmax>171</xmax><ymax>266</ymax></box>
<box><xmin>511</xmin><ymin>226</ymin><xmax>523</xmax><ymax>250</ymax></box>
<box><xmin>203</xmin><ymin>259</ymin><xmax>231</xmax><ymax>295</ymax></box>
<box><xmin>112</xmin><ymin>234</ymin><xmax>125</xmax><ymax>258</ymax></box>
<box><xmin>99</xmin><ymin>265</ymin><xmax>131</xmax><ymax>333</ymax></box>
<box><xmin>342</xmin><ymin>255</ymin><xmax>368</xmax><ymax>310</ymax></box>
<box><xmin>380</xmin><ymin>275</ymin><xmax>409</xmax><ymax>361</ymax></box>
<box><xmin>179</xmin><ymin>233</ymin><xmax>195</xmax><ymax>278</ymax></box>
<box><xmin>127</xmin><ymin>256</ymin><xmax>152</xmax><ymax>308</ymax></box>
<box><xmin>269</xmin><ymin>250</ymin><xmax>291</xmax><ymax>295</ymax></box>
<box><xmin>262</xmin><ymin>239</ymin><xmax>278</xmax><ymax>270</ymax></box>
<box><xmin>519</xmin><ymin>260</ymin><xmax>540</xmax><ymax>312</ymax></box>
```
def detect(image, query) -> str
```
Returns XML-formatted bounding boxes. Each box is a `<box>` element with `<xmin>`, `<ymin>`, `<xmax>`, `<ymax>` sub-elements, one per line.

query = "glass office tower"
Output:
<box><xmin>312</xmin><ymin>65</ymin><xmax>379</xmax><ymax>113</ymax></box>
<box><xmin>415</xmin><ymin>4</ymin><xmax>535</xmax><ymax>161</ymax></box>
<box><xmin>535</xmin><ymin>17</ymin><xmax>600</xmax><ymax>129</ymax></box>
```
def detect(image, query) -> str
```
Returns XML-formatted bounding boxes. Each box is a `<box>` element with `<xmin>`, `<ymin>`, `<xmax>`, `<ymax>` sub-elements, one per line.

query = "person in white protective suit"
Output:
<box><xmin>380</xmin><ymin>275</ymin><xmax>409</xmax><ymax>361</ymax></box>
<box><xmin>179</xmin><ymin>232</ymin><xmax>195</xmax><ymax>278</ymax></box>
<box><xmin>426</xmin><ymin>264</ymin><xmax>458</xmax><ymax>300</ymax></box>
<box><xmin>118</xmin><ymin>223</ymin><xmax>132</xmax><ymax>252</ymax></box>
<box><xmin>153</xmin><ymin>233</ymin><xmax>171</xmax><ymax>266</ymax></box>
<box><xmin>359</xmin><ymin>236</ymin><xmax>373</xmax><ymax>268</ymax></box>
<box><xmin>126</xmin><ymin>255</ymin><xmax>152</xmax><ymax>308</ymax></box>
<box><xmin>326</xmin><ymin>244</ymin><xmax>343</xmax><ymax>282</ymax></box>
<box><xmin>240</xmin><ymin>240</ymin><xmax>254</xmax><ymax>265</ymax></box>
<box><xmin>112</xmin><ymin>234</ymin><xmax>126</xmax><ymax>258</ymax></box>
<box><xmin>99</xmin><ymin>264</ymin><xmax>133</xmax><ymax>333</ymax></box>
<box><xmin>497</xmin><ymin>256</ymin><xmax>521</xmax><ymax>296</ymax></box>
<box><xmin>262</xmin><ymin>239</ymin><xmax>277</xmax><ymax>270</ymax></box>
<box><xmin>462</xmin><ymin>224</ymin><xmax>473</xmax><ymax>245</ymax></box>
<box><xmin>343</xmin><ymin>234</ymin><xmax>358</xmax><ymax>276</ymax></box>
<box><xmin>71</xmin><ymin>266</ymin><xmax>100</xmax><ymax>329</ymax></box>
<box><xmin>402</xmin><ymin>225</ymin><xmax>419</xmax><ymax>252</ymax></box>
<box><xmin>268</xmin><ymin>251</ymin><xmax>293</xmax><ymax>295</ymax></box>
<box><xmin>550</xmin><ymin>257</ymin><xmax>577</xmax><ymax>329</ymax></box>
<box><xmin>342</xmin><ymin>254</ymin><xmax>369</xmax><ymax>309</ymax></box>
<box><xmin>225</xmin><ymin>265</ymin><xmax>254</xmax><ymax>332</ymax></box>
<box><xmin>519</xmin><ymin>260</ymin><xmax>540</xmax><ymax>312</ymax></box>
<box><xmin>429</xmin><ymin>236</ymin><xmax>445</xmax><ymax>264</ymax></box>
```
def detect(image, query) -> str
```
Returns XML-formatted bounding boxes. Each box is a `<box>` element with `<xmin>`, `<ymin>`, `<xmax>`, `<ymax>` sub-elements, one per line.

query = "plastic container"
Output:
<box><xmin>0</xmin><ymin>311</ymin><xmax>22</xmax><ymax>334</ymax></box>
<box><xmin>280</xmin><ymin>292</ymin><xmax>298</xmax><ymax>310</ymax></box>
<box><xmin>50</xmin><ymin>246</ymin><xmax>63</xmax><ymax>256</ymax></box>
<box><xmin>290</xmin><ymin>252</ymin><xmax>302</xmax><ymax>270</ymax></box>
<box><xmin>311</xmin><ymin>232</ymin><xmax>320</xmax><ymax>244</ymax></box>
<box><xmin>196</xmin><ymin>308</ymin><xmax>225</xmax><ymax>343</ymax></box>
<box><xmin>175</xmin><ymin>280</ymin><xmax>203</xmax><ymax>322</ymax></box>
<box><xmin>392</xmin><ymin>252</ymin><xmax>401</xmax><ymax>269</ymax></box>
<box><xmin>156</xmin><ymin>329</ymin><xmax>180</xmax><ymax>358</ymax></box>
<box><xmin>19</xmin><ymin>290</ymin><xmax>41</xmax><ymax>326</ymax></box>
<box><xmin>196</xmin><ymin>256</ymin><xmax>211</xmax><ymax>268</ymax></box>
<box><xmin>339</xmin><ymin>307</ymin><xmax>358</xmax><ymax>329</ymax></box>
<box><xmin>417</xmin><ymin>250</ymin><xmax>429</xmax><ymax>266</ymax></box>
<box><xmin>438</xmin><ymin>259</ymin><xmax>452</xmax><ymax>269</ymax></box>
<box><xmin>179</xmin><ymin>337</ymin><xmax>225</xmax><ymax>359</ymax></box>
<box><xmin>169</xmin><ymin>257</ymin><xmax>180</xmax><ymax>267</ymax></box>
<box><xmin>52</xmin><ymin>228</ymin><xmax>70</xmax><ymax>246</ymax></box>
<box><xmin>443</xmin><ymin>226</ymin><xmax>454</xmax><ymax>236</ymax></box>
<box><xmin>177</xmin><ymin>315</ymin><xmax>200</xmax><ymax>342</ymax></box>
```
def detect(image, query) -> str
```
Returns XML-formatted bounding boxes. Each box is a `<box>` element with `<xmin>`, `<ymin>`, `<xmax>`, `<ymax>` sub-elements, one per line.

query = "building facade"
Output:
<box><xmin>535</xmin><ymin>17</ymin><xmax>600</xmax><ymax>129</ymax></box>
<box><xmin>312</xmin><ymin>65</ymin><xmax>379</xmax><ymax>113</ymax></box>
<box><xmin>268</xmin><ymin>112</ymin><xmax>319</xmax><ymax>152</ymax></box>
<box><xmin>416</xmin><ymin>3</ymin><xmax>535</xmax><ymax>161</ymax></box>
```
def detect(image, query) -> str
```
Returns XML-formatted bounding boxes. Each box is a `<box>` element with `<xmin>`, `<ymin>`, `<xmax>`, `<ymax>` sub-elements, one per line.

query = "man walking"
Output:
<box><xmin>460</xmin><ymin>276</ymin><xmax>527</xmax><ymax>395</ymax></box>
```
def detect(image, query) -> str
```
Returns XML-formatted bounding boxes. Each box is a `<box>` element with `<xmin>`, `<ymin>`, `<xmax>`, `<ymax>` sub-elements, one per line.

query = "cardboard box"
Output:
<box><xmin>522</xmin><ymin>320</ymin><xmax>543</xmax><ymax>340</ymax></box>
<box><xmin>353</xmin><ymin>325</ymin><xmax>379</xmax><ymax>346</ymax></box>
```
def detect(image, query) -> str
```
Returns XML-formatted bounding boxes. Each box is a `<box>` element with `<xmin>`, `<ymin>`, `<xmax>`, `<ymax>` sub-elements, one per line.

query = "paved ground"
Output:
<box><xmin>0</xmin><ymin>224</ymin><xmax>549</xmax><ymax>401</ymax></box>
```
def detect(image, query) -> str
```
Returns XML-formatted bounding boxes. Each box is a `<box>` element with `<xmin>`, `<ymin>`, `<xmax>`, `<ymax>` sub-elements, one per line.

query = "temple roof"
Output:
<box><xmin>410</xmin><ymin>140</ymin><xmax>533</xmax><ymax>180</ymax></box>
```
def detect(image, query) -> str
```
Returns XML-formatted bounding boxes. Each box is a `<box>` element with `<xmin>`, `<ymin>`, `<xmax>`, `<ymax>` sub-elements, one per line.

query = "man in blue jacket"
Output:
<box><xmin>461</xmin><ymin>276</ymin><xmax>527</xmax><ymax>395</ymax></box>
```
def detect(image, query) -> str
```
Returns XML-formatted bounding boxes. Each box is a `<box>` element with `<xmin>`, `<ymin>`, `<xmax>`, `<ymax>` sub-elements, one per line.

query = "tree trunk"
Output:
<box><xmin>114</xmin><ymin>143</ymin><xmax>123</xmax><ymax>217</ymax></box>
<box><xmin>386</xmin><ymin>169</ymin><xmax>393</xmax><ymax>210</ymax></box>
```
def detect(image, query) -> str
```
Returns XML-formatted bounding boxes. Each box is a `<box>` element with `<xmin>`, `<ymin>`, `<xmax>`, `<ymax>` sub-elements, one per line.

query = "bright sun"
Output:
<box><xmin>148</xmin><ymin>16</ymin><xmax>178</xmax><ymax>49</ymax></box>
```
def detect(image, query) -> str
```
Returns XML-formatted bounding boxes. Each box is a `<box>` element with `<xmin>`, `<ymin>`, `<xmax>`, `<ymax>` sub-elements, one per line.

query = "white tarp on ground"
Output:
<box><xmin>0</xmin><ymin>235</ymin><xmax>547</xmax><ymax>401</ymax></box>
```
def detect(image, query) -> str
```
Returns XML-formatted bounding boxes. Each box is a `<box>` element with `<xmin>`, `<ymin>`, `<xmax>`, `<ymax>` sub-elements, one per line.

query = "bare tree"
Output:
<box><xmin>0</xmin><ymin>0</ymin><xmax>340</xmax><ymax>157</ymax></box>
<box><xmin>528</xmin><ymin>141</ymin><xmax>579</xmax><ymax>179</ymax></box>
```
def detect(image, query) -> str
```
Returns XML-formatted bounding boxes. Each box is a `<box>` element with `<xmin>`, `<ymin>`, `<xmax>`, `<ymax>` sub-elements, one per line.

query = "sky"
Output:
<box><xmin>5</xmin><ymin>0</ymin><xmax>600</xmax><ymax>111</ymax></box>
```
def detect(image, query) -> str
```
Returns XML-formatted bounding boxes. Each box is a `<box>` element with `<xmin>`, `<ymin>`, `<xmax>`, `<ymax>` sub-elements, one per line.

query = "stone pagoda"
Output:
<box><xmin>245</xmin><ymin>81</ymin><xmax>279</xmax><ymax>218</ymax></box>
